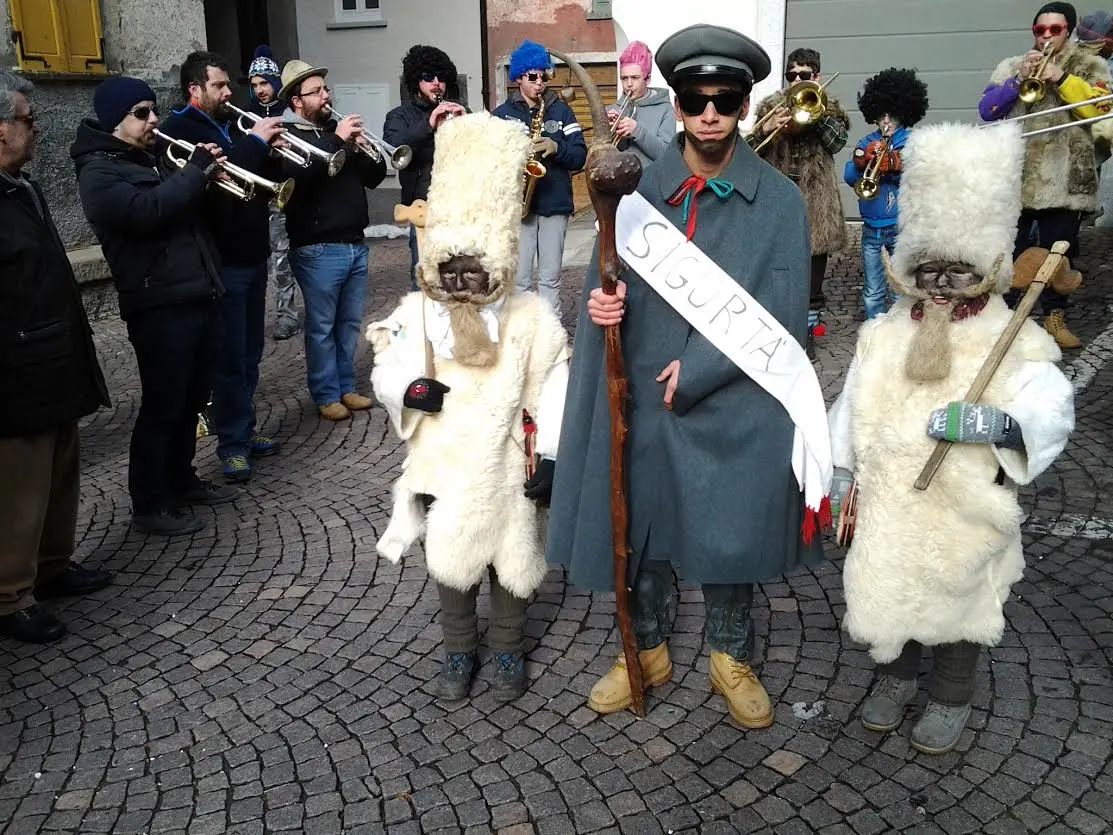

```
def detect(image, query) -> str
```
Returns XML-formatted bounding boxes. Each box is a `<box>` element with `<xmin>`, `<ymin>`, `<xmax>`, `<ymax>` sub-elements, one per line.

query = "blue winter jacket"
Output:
<box><xmin>494</xmin><ymin>90</ymin><xmax>588</xmax><ymax>217</ymax></box>
<box><xmin>843</xmin><ymin>126</ymin><xmax>911</xmax><ymax>228</ymax></box>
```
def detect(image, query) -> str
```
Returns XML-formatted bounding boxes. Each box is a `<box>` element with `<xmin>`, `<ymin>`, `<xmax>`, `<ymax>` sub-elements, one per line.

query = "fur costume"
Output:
<box><xmin>368</xmin><ymin>113</ymin><xmax>570</xmax><ymax>598</ymax></box>
<box><xmin>988</xmin><ymin>41</ymin><xmax>1112</xmax><ymax>212</ymax></box>
<box><xmin>828</xmin><ymin>123</ymin><xmax>1075</xmax><ymax>663</ymax></box>
<box><xmin>754</xmin><ymin>93</ymin><xmax>849</xmax><ymax>254</ymax></box>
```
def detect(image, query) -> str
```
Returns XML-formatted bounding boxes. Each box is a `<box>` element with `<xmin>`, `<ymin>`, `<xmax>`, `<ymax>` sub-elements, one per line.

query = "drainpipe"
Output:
<box><xmin>479</xmin><ymin>0</ymin><xmax>491</xmax><ymax>110</ymax></box>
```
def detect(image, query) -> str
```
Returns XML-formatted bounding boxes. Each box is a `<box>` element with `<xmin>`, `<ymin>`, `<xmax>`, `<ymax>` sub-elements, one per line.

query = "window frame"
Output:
<box><xmin>586</xmin><ymin>0</ymin><xmax>612</xmax><ymax>20</ymax></box>
<box><xmin>333</xmin><ymin>0</ymin><xmax>383</xmax><ymax>23</ymax></box>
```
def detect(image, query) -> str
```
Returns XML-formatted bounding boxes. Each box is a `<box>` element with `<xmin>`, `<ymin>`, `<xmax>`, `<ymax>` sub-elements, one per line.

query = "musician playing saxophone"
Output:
<box><xmin>493</xmin><ymin>40</ymin><xmax>587</xmax><ymax>312</ymax></box>
<box><xmin>979</xmin><ymin>2</ymin><xmax>1112</xmax><ymax>349</ymax></box>
<box><xmin>843</xmin><ymin>68</ymin><xmax>929</xmax><ymax>320</ymax></box>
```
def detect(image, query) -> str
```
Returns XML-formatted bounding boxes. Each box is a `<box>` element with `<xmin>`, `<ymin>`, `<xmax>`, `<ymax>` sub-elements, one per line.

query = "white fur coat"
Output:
<box><xmin>828</xmin><ymin>298</ymin><xmax>1073</xmax><ymax>662</ymax></box>
<box><xmin>367</xmin><ymin>291</ymin><xmax>570</xmax><ymax>598</ymax></box>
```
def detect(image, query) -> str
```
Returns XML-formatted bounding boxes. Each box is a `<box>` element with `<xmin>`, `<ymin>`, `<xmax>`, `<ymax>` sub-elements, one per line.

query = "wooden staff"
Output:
<box><xmin>549</xmin><ymin>48</ymin><xmax>647</xmax><ymax>716</ymax></box>
<box><xmin>913</xmin><ymin>240</ymin><xmax>1069</xmax><ymax>491</ymax></box>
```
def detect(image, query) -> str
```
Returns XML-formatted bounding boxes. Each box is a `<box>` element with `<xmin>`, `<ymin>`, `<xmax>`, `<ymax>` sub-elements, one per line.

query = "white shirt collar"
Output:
<box><xmin>424</xmin><ymin>296</ymin><xmax>504</xmax><ymax>360</ymax></box>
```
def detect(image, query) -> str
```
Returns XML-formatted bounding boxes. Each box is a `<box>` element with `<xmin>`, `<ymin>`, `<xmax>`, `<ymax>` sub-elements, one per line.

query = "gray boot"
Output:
<box><xmin>431</xmin><ymin>651</ymin><xmax>478</xmax><ymax>701</ymax></box>
<box><xmin>860</xmin><ymin>675</ymin><xmax>918</xmax><ymax>732</ymax></box>
<box><xmin>911</xmin><ymin>701</ymin><xmax>971</xmax><ymax>755</ymax></box>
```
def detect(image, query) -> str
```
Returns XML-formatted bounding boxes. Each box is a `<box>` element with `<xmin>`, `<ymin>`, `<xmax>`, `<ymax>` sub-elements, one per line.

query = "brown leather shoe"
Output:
<box><xmin>318</xmin><ymin>402</ymin><xmax>351</xmax><ymax>421</ymax></box>
<box><xmin>710</xmin><ymin>651</ymin><xmax>774</xmax><ymax>729</ymax></box>
<box><xmin>588</xmin><ymin>642</ymin><xmax>673</xmax><ymax>714</ymax></box>
<box><xmin>341</xmin><ymin>392</ymin><xmax>373</xmax><ymax>411</ymax></box>
<box><xmin>1044</xmin><ymin>310</ymin><xmax>1082</xmax><ymax>350</ymax></box>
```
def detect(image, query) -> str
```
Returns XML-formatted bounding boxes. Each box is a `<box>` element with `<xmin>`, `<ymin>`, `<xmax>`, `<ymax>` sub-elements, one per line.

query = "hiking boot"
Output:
<box><xmin>249</xmin><ymin>435</ymin><xmax>281</xmax><ymax>457</ymax></box>
<box><xmin>860</xmin><ymin>674</ymin><xmax>918</xmax><ymax>732</ymax></box>
<box><xmin>319</xmin><ymin>402</ymin><xmax>351</xmax><ymax>421</ymax></box>
<box><xmin>710</xmin><ymin>651</ymin><xmax>774</xmax><ymax>729</ymax></box>
<box><xmin>1044</xmin><ymin>310</ymin><xmax>1082</xmax><ymax>349</ymax></box>
<box><xmin>431</xmin><ymin>651</ymin><xmax>478</xmax><ymax>701</ymax></box>
<box><xmin>35</xmin><ymin>562</ymin><xmax>113</xmax><ymax>600</ymax></box>
<box><xmin>588</xmin><ymin>642</ymin><xmax>673</xmax><ymax>714</ymax></box>
<box><xmin>179</xmin><ymin>479</ymin><xmax>238</xmax><ymax>505</ymax></box>
<box><xmin>911</xmin><ymin>701</ymin><xmax>972</xmax><ymax>755</ymax></box>
<box><xmin>221</xmin><ymin>455</ymin><xmax>252</xmax><ymax>484</ymax></box>
<box><xmin>490</xmin><ymin>652</ymin><xmax>527</xmax><ymax>702</ymax></box>
<box><xmin>341</xmin><ymin>392</ymin><xmax>373</xmax><ymax>411</ymax></box>
<box><xmin>0</xmin><ymin>605</ymin><xmax>66</xmax><ymax>644</ymax></box>
<box><xmin>132</xmin><ymin>508</ymin><xmax>204</xmax><ymax>537</ymax></box>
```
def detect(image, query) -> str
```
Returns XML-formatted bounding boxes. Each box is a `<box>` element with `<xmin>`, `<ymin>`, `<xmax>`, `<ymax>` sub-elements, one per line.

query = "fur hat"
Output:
<box><xmin>889</xmin><ymin>122</ymin><xmax>1025</xmax><ymax>295</ymax></box>
<box><xmin>858</xmin><ymin>68</ymin><xmax>929</xmax><ymax>128</ymax></box>
<box><xmin>509</xmin><ymin>40</ymin><xmax>552</xmax><ymax>81</ymax></box>
<box><xmin>418</xmin><ymin>112</ymin><xmax>531</xmax><ymax>302</ymax></box>
<box><xmin>402</xmin><ymin>45</ymin><xmax>459</xmax><ymax>97</ymax></box>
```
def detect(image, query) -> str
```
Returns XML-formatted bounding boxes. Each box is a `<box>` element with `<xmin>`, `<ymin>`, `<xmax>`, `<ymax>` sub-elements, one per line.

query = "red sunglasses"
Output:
<box><xmin>1032</xmin><ymin>23</ymin><xmax>1068</xmax><ymax>37</ymax></box>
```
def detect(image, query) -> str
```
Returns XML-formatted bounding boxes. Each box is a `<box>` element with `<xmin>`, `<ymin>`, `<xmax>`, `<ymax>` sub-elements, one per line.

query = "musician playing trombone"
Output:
<box><xmin>979</xmin><ymin>2</ymin><xmax>1112</xmax><ymax>349</ymax></box>
<box><xmin>605</xmin><ymin>41</ymin><xmax>678</xmax><ymax>166</ymax></box>
<box><xmin>749</xmin><ymin>48</ymin><xmax>849</xmax><ymax>360</ymax></box>
<box><xmin>162</xmin><ymin>51</ymin><xmax>289</xmax><ymax>484</ymax></box>
<box><xmin>277</xmin><ymin>59</ymin><xmax>387</xmax><ymax>422</ymax></box>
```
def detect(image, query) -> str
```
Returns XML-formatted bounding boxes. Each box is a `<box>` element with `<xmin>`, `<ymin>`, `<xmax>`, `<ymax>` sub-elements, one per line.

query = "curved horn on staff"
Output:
<box><xmin>548</xmin><ymin>48</ymin><xmax>610</xmax><ymax>152</ymax></box>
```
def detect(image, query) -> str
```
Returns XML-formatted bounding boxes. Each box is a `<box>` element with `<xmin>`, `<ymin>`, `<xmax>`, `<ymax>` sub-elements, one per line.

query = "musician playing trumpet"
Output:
<box><xmin>844</xmin><ymin>68</ymin><xmax>929</xmax><ymax>320</ymax></box>
<box><xmin>979</xmin><ymin>2</ymin><xmax>1112</xmax><ymax>349</ymax></box>
<box><xmin>749</xmin><ymin>48</ymin><xmax>849</xmax><ymax>359</ymax></box>
<box><xmin>605</xmin><ymin>41</ymin><xmax>678</xmax><ymax>166</ymax></box>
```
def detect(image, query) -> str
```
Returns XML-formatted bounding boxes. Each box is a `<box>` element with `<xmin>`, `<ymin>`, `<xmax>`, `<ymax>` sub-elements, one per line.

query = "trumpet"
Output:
<box><xmin>747</xmin><ymin>72</ymin><xmax>840</xmax><ymax>154</ymax></box>
<box><xmin>433</xmin><ymin>93</ymin><xmax>459</xmax><ymax>121</ymax></box>
<box><xmin>609</xmin><ymin>92</ymin><xmax>636</xmax><ymax>146</ymax></box>
<box><xmin>226</xmin><ymin>103</ymin><xmax>347</xmax><ymax>177</ymax></box>
<box><xmin>854</xmin><ymin>131</ymin><xmax>893</xmax><ymax>201</ymax></box>
<box><xmin>324</xmin><ymin>106</ymin><xmax>412</xmax><ymax>169</ymax></box>
<box><xmin>1020</xmin><ymin>41</ymin><xmax>1056</xmax><ymax>105</ymax></box>
<box><xmin>155</xmin><ymin>130</ymin><xmax>296</xmax><ymax>212</ymax></box>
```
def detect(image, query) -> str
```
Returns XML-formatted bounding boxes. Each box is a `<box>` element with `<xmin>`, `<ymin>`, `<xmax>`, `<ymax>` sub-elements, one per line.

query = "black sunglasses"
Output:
<box><xmin>420</xmin><ymin>72</ymin><xmax>443</xmax><ymax>83</ymax></box>
<box><xmin>676</xmin><ymin>89</ymin><xmax>745</xmax><ymax>117</ymax></box>
<box><xmin>129</xmin><ymin>105</ymin><xmax>159</xmax><ymax>120</ymax></box>
<box><xmin>785</xmin><ymin>70</ymin><xmax>814</xmax><ymax>82</ymax></box>
<box><xmin>524</xmin><ymin>71</ymin><xmax>550</xmax><ymax>83</ymax></box>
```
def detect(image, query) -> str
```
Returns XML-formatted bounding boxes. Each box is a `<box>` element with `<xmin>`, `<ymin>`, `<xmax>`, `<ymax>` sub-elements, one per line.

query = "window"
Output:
<box><xmin>8</xmin><ymin>0</ymin><xmax>107</xmax><ymax>75</ymax></box>
<box><xmin>335</xmin><ymin>0</ymin><xmax>382</xmax><ymax>22</ymax></box>
<box><xmin>587</xmin><ymin>0</ymin><xmax>612</xmax><ymax>19</ymax></box>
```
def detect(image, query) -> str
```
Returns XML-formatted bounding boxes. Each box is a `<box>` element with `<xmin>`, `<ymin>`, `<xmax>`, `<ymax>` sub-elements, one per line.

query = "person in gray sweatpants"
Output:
<box><xmin>269</xmin><ymin>210</ymin><xmax>299</xmax><ymax>339</ymax></box>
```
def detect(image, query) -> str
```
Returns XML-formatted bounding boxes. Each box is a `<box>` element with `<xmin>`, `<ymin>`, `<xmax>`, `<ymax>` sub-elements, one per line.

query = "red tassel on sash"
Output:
<box><xmin>801</xmin><ymin>496</ymin><xmax>833</xmax><ymax>545</ymax></box>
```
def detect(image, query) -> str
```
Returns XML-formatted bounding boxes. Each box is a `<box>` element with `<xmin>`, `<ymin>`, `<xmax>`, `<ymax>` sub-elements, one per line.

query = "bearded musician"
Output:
<box><xmin>828</xmin><ymin>122</ymin><xmax>1074</xmax><ymax>755</ymax></box>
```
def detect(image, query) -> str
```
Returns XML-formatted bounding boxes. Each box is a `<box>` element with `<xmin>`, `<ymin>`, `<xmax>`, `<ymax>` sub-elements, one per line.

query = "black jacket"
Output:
<box><xmin>382</xmin><ymin>94</ymin><xmax>466</xmax><ymax>205</ymax></box>
<box><xmin>280</xmin><ymin>111</ymin><xmax>388</xmax><ymax>248</ymax></box>
<box><xmin>249</xmin><ymin>97</ymin><xmax>286</xmax><ymax>119</ymax></box>
<box><xmin>161</xmin><ymin>105</ymin><xmax>277</xmax><ymax>267</ymax></box>
<box><xmin>71</xmin><ymin>120</ymin><xmax>222</xmax><ymax>321</ymax></box>
<box><xmin>0</xmin><ymin>172</ymin><xmax>109</xmax><ymax>438</ymax></box>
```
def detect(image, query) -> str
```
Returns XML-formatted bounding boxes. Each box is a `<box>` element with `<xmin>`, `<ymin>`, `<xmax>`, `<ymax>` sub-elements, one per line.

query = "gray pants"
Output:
<box><xmin>270</xmin><ymin>212</ymin><xmax>297</xmax><ymax>329</ymax></box>
<box><xmin>880</xmin><ymin>640</ymin><xmax>981</xmax><ymax>706</ymax></box>
<box><xmin>436</xmin><ymin>565</ymin><xmax>529</xmax><ymax>654</ymax></box>
<box><xmin>516</xmin><ymin>213</ymin><xmax>569</xmax><ymax>312</ymax></box>
<box><xmin>628</xmin><ymin>559</ymin><xmax>755</xmax><ymax>662</ymax></box>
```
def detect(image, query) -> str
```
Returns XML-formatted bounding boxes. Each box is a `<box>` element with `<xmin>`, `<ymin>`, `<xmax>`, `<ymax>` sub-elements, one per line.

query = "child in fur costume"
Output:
<box><xmin>367</xmin><ymin>112</ymin><xmax>570</xmax><ymax>702</ymax></box>
<box><xmin>827</xmin><ymin>122</ymin><xmax>1074</xmax><ymax>755</ymax></box>
<box><xmin>844</xmin><ymin>68</ymin><xmax>929</xmax><ymax>320</ymax></box>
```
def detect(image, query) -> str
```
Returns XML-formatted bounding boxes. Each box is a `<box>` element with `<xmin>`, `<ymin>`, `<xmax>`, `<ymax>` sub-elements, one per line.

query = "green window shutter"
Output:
<box><xmin>587</xmin><ymin>0</ymin><xmax>612</xmax><ymax>20</ymax></box>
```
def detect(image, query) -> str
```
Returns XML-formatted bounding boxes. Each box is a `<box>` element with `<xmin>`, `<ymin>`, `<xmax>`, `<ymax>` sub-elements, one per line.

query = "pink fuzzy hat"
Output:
<box><xmin>619</xmin><ymin>41</ymin><xmax>653</xmax><ymax>78</ymax></box>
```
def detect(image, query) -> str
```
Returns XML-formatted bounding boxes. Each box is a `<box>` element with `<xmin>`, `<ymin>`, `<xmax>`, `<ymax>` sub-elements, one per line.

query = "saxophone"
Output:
<box><xmin>521</xmin><ymin>95</ymin><xmax>548</xmax><ymax>220</ymax></box>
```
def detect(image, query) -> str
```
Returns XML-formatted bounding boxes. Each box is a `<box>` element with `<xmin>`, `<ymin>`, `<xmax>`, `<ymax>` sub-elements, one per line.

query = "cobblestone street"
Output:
<box><xmin>1</xmin><ymin>226</ymin><xmax>1111</xmax><ymax>835</ymax></box>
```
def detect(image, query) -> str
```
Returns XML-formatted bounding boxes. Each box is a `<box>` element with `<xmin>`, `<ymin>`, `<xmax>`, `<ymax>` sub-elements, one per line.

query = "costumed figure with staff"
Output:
<box><xmin>827</xmin><ymin>121</ymin><xmax>1075</xmax><ymax>755</ymax></box>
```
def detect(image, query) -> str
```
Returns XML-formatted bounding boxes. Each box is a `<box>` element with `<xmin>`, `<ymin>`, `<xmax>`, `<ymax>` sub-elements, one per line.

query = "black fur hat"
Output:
<box><xmin>858</xmin><ymin>68</ymin><xmax>929</xmax><ymax>128</ymax></box>
<box><xmin>402</xmin><ymin>45</ymin><xmax>459</xmax><ymax>98</ymax></box>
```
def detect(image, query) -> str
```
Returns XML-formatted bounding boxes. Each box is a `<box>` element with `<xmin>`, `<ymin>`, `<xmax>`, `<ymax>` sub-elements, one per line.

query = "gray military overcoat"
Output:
<box><xmin>546</xmin><ymin>135</ymin><xmax>825</xmax><ymax>590</ymax></box>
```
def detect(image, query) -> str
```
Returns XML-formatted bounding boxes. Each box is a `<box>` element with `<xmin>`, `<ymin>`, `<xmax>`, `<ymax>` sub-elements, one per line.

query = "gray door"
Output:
<box><xmin>785</xmin><ymin>0</ymin><xmax>1039</xmax><ymax>219</ymax></box>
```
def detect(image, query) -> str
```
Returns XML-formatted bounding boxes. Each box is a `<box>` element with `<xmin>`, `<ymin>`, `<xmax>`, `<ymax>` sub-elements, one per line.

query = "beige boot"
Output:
<box><xmin>318</xmin><ymin>402</ymin><xmax>351</xmax><ymax>421</ymax></box>
<box><xmin>709</xmin><ymin>651</ymin><xmax>774</xmax><ymax>729</ymax></box>
<box><xmin>588</xmin><ymin>643</ymin><xmax>673</xmax><ymax>714</ymax></box>
<box><xmin>341</xmin><ymin>392</ymin><xmax>374</xmax><ymax>411</ymax></box>
<box><xmin>1044</xmin><ymin>310</ymin><xmax>1082</xmax><ymax>350</ymax></box>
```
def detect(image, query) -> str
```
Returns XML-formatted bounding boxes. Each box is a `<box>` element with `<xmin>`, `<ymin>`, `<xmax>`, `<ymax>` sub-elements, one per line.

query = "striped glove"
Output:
<box><xmin>927</xmin><ymin>402</ymin><xmax>1014</xmax><ymax>445</ymax></box>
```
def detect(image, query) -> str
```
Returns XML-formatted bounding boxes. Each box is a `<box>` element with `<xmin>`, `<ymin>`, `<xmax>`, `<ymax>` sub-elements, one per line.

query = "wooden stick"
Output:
<box><xmin>913</xmin><ymin>240</ymin><xmax>1070</xmax><ymax>491</ymax></box>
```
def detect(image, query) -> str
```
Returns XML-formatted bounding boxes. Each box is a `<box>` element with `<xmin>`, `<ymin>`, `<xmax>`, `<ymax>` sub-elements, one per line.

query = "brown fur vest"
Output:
<box><xmin>754</xmin><ymin>93</ymin><xmax>849</xmax><ymax>254</ymax></box>
<box><xmin>989</xmin><ymin>43</ymin><xmax>1113</xmax><ymax>212</ymax></box>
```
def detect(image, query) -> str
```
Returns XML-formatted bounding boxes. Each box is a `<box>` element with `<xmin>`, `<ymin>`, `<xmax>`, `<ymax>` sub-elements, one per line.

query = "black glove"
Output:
<box><xmin>187</xmin><ymin>145</ymin><xmax>220</xmax><ymax>178</ymax></box>
<box><xmin>403</xmin><ymin>377</ymin><xmax>450</xmax><ymax>413</ymax></box>
<box><xmin>524</xmin><ymin>458</ymin><xmax>555</xmax><ymax>506</ymax></box>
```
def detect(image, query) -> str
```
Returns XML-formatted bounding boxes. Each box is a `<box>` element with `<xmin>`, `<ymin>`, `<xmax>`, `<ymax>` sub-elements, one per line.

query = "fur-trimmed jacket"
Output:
<box><xmin>753</xmin><ymin>93</ymin><xmax>849</xmax><ymax>255</ymax></box>
<box><xmin>986</xmin><ymin>43</ymin><xmax>1113</xmax><ymax>212</ymax></box>
<box><xmin>368</xmin><ymin>291</ymin><xmax>570</xmax><ymax>598</ymax></box>
<box><xmin>827</xmin><ymin>297</ymin><xmax>1074</xmax><ymax>662</ymax></box>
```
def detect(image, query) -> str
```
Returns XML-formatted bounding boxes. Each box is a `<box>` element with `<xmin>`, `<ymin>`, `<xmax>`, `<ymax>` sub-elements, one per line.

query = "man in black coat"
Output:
<box><xmin>73</xmin><ymin>76</ymin><xmax>234</xmax><ymax>538</ymax></box>
<box><xmin>162</xmin><ymin>51</ymin><xmax>287</xmax><ymax>484</ymax></box>
<box><xmin>382</xmin><ymin>45</ymin><xmax>466</xmax><ymax>281</ymax></box>
<box><xmin>0</xmin><ymin>72</ymin><xmax>112</xmax><ymax>644</ymax></box>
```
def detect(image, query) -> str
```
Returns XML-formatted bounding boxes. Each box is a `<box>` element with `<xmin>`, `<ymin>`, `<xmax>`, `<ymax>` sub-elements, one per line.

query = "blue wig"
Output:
<box><xmin>509</xmin><ymin>40</ymin><xmax>552</xmax><ymax>81</ymax></box>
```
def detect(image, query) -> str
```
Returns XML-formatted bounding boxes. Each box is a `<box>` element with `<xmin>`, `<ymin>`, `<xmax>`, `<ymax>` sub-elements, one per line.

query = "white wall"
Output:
<box><xmin>612</xmin><ymin>0</ymin><xmax>786</xmax><ymax>130</ymax></box>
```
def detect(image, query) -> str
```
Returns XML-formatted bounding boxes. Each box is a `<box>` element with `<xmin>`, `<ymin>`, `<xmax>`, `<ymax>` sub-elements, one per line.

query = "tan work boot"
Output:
<box><xmin>1044</xmin><ymin>310</ymin><xmax>1082</xmax><ymax>349</ymax></box>
<box><xmin>588</xmin><ymin>642</ymin><xmax>673</xmax><ymax>714</ymax></box>
<box><xmin>318</xmin><ymin>402</ymin><xmax>351</xmax><ymax>421</ymax></box>
<box><xmin>341</xmin><ymin>392</ymin><xmax>373</xmax><ymax>411</ymax></box>
<box><xmin>709</xmin><ymin>651</ymin><xmax>774</xmax><ymax>729</ymax></box>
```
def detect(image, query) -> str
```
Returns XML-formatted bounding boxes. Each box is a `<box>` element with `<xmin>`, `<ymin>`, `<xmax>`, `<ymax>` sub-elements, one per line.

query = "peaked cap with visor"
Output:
<box><xmin>655</xmin><ymin>24</ymin><xmax>772</xmax><ymax>92</ymax></box>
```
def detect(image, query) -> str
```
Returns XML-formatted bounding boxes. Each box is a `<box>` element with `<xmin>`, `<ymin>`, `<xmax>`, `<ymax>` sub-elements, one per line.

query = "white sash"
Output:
<box><xmin>615</xmin><ymin>191</ymin><xmax>833</xmax><ymax>517</ymax></box>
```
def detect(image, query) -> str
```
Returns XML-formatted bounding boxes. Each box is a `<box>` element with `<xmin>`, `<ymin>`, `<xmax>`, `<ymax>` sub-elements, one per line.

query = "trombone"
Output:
<box><xmin>1019</xmin><ymin>41</ymin><xmax>1056</xmax><ymax>105</ymax></box>
<box><xmin>324</xmin><ymin>105</ymin><xmax>413</xmax><ymax>170</ymax></box>
<box><xmin>747</xmin><ymin>72</ymin><xmax>840</xmax><ymax>154</ymax></box>
<box><xmin>155</xmin><ymin>130</ymin><xmax>297</xmax><ymax>212</ymax></box>
<box><xmin>226</xmin><ymin>103</ymin><xmax>347</xmax><ymax>177</ymax></box>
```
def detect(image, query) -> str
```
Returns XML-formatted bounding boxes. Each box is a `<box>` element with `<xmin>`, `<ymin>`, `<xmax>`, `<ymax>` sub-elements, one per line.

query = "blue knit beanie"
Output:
<box><xmin>93</xmin><ymin>76</ymin><xmax>157</xmax><ymax>130</ymax></box>
<box><xmin>509</xmin><ymin>40</ymin><xmax>552</xmax><ymax>80</ymax></box>
<box><xmin>248</xmin><ymin>45</ymin><xmax>283</xmax><ymax>103</ymax></box>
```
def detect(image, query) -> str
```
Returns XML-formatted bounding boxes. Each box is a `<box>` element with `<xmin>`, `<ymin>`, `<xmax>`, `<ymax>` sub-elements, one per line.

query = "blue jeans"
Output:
<box><xmin>290</xmin><ymin>242</ymin><xmax>369</xmax><ymax>406</ymax></box>
<box><xmin>212</xmin><ymin>262</ymin><xmax>267</xmax><ymax>460</ymax></box>
<box><xmin>862</xmin><ymin>224</ymin><xmax>898</xmax><ymax>320</ymax></box>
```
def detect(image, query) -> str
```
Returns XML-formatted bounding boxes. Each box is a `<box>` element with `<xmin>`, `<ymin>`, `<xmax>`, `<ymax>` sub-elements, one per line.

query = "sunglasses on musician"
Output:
<box><xmin>523</xmin><ymin>71</ymin><xmax>551</xmax><ymax>83</ymax></box>
<box><xmin>128</xmin><ymin>105</ymin><xmax>159</xmax><ymax>121</ymax></box>
<box><xmin>676</xmin><ymin>89</ymin><xmax>745</xmax><ymax>117</ymax></box>
<box><xmin>785</xmin><ymin>70</ymin><xmax>815</xmax><ymax>82</ymax></box>
<box><xmin>1032</xmin><ymin>23</ymin><xmax>1068</xmax><ymax>37</ymax></box>
<box><xmin>420</xmin><ymin>72</ymin><xmax>443</xmax><ymax>83</ymax></box>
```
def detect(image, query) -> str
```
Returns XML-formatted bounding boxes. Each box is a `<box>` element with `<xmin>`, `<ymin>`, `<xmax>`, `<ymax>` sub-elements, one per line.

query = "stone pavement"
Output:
<box><xmin>1</xmin><ymin>228</ymin><xmax>1112</xmax><ymax>835</ymax></box>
